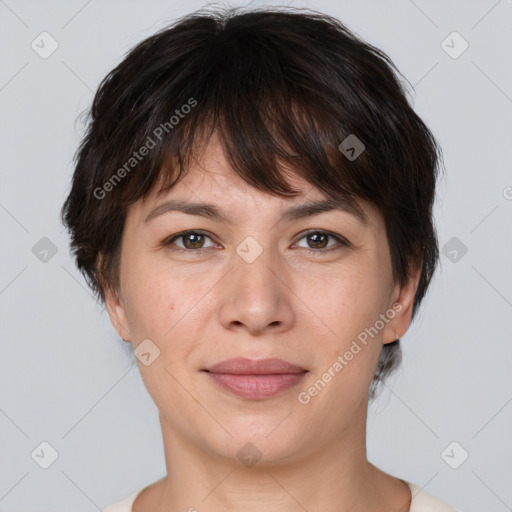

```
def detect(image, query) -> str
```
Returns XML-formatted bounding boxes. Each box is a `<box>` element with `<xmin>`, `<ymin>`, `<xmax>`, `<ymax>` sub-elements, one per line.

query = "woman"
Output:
<box><xmin>61</xmin><ymin>6</ymin><xmax>456</xmax><ymax>511</ymax></box>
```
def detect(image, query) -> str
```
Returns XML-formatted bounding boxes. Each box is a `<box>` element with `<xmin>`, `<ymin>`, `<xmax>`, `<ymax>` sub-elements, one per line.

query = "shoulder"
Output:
<box><xmin>407</xmin><ymin>482</ymin><xmax>458</xmax><ymax>512</ymax></box>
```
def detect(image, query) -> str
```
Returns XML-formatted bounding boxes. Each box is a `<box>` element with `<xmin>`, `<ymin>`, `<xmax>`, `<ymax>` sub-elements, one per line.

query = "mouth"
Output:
<box><xmin>202</xmin><ymin>357</ymin><xmax>308</xmax><ymax>400</ymax></box>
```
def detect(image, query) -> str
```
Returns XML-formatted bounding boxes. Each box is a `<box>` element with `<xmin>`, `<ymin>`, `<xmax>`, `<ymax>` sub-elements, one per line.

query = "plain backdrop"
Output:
<box><xmin>1</xmin><ymin>0</ymin><xmax>511</xmax><ymax>510</ymax></box>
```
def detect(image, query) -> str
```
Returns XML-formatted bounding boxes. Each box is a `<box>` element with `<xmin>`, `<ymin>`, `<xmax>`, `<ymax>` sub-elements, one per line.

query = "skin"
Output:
<box><xmin>104</xmin><ymin>132</ymin><xmax>420</xmax><ymax>512</ymax></box>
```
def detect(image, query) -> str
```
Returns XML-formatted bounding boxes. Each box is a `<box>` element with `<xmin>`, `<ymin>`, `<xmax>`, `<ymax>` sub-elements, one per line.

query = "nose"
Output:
<box><xmin>217</xmin><ymin>240</ymin><xmax>296</xmax><ymax>336</ymax></box>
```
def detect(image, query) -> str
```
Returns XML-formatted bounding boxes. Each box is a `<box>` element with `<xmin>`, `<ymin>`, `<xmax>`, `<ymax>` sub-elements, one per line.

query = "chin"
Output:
<box><xmin>201</xmin><ymin>416</ymin><xmax>308</xmax><ymax>467</ymax></box>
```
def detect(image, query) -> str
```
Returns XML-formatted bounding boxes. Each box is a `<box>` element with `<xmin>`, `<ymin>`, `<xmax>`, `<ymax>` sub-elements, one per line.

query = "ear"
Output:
<box><xmin>104</xmin><ymin>284</ymin><xmax>133</xmax><ymax>343</ymax></box>
<box><xmin>96</xmin><ymin>251</ymin><xmax>132</xmax><ymax>343</ymax></box>
<box><xmin>382</xmin><ymin>262</ymin><xmax>422</xmax><ymax>344</ymax></box>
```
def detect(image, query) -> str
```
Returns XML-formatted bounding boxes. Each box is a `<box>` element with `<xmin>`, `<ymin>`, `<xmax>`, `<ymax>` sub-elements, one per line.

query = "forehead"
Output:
<box><xmin>132</xmin><ymin>133</ymin><xmax>380</xmax><ymax>230</ymax></box>
<box><xmin>146</xmin><ymin>130</ymin><xmax>307</xmax><ymax>200</ymax></box>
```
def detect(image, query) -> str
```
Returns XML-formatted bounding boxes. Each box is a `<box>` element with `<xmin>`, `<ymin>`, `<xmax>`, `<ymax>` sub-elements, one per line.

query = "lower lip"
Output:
<box><xmin>205</xmin><ymin>372</ymin><xmax>308</xmax><ymax>399</ymax></box>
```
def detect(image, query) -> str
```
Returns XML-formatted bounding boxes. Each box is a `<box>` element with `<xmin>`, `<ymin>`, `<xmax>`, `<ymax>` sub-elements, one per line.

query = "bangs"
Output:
<box><xmin>112</xmin><ymin>13</ymin><xmax>383</xmax><ymax>225</ymax></box>
<box><xmin>152</xmin><ymin>100</ymin><xmax>368</xmax><ymax>224</ymax></box>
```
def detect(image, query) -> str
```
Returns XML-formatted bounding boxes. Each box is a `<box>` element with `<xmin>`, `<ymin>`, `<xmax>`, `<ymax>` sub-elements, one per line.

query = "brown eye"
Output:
<box><xmin>165</xmin><ymin>230</ymin><xmax>216</xmax><ymax>251</ymax></box>
<box><xmin>295</xmin><ymin>230</ymin><xmax>348</xmax><ymax>255</ymax></box>
<box><xmin>181</xmin><ymin>232</ymin><xmax>205</xmax><ymax>249</ymax></box>
<box><xmin>306</xmin><ymin>232</ymin><xmax>329</xmax><ymax>249</ymax></box>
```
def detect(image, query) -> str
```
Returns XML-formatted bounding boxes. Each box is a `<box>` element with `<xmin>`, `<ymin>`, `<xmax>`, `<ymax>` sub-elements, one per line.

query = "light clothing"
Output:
<box><xmin>102</xmin><ymin>480</ymin><xmax>457</xmax><ymax>511</ymax></box>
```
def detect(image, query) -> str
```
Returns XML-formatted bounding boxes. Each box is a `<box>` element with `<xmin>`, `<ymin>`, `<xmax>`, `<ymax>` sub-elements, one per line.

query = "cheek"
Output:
<box><xmin>301</xmin><ymin>264</ymin><xmax>387</xmax><ymax>340</ymax></box>
<box><xmin>122</xmin><ymin>258</ymin><xmax>211</xmax><ymax>352</ymax></box>
<box><xmin>121</xmin><ymin>259</ymin><xmax>178</xmax><ymax>340</ymax></box>
<box><xmin>301</xmin><ymin>272</ymin><xmax>387</xmax><ymax>410</ymax></box>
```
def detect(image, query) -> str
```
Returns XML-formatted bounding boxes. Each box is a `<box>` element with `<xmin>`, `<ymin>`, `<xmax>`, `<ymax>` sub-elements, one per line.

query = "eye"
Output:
<box><xmin>294</xmin><ymin>230</ymin><xmax>348</xmax><ymax>255</ymax></box>
<box><xmin>163</xmin><ymin>229</ymin><xmax>349</xmax><ymax>255</ymax></box>
<box><xmin>164</xmin><ymin>230</ymin><xmax>217</xmax><ymax>252</ymax></box>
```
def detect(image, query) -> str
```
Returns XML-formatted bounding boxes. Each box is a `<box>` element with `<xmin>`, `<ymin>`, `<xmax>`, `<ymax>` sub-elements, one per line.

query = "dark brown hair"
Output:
<box><xmin>61</xmin><ymin>6</ymin><xmax>444</xmax><ymax>398</ymax></box>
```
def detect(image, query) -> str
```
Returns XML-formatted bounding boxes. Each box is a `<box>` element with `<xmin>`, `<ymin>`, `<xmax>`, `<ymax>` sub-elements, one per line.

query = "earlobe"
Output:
<box><xmin>382</xmin><ymin>264</ymin><xmax>422</xmax><ymax>344</ymax></box>
<box><xmin>104</xmin><ymin>285</ymin><xmax>133</xmax><ymax>343</ymax></box>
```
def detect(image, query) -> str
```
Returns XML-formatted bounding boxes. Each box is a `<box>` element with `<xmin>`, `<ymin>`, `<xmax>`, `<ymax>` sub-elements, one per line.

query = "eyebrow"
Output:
<box><xmin>144</xmin><ymin>198</ymin><xmax>369</xmax><ymax>226</ymax></box>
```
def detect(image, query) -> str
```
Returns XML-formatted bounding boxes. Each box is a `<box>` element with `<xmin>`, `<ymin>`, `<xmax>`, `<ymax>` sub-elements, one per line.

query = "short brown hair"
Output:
<box><xmin>61</xmin><ymin>6</ymin><xmax>444</xmax><ymax>397</ymax></box>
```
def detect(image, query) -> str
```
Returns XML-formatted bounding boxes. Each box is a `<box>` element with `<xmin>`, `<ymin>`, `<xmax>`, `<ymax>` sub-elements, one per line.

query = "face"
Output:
<box><xmin>105</xmin><ymin>133</ymin><xmax>419</xmax><ymax>466</ymax></box>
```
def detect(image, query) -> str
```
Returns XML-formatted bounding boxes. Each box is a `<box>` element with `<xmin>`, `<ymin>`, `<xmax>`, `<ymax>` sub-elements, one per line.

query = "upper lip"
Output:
<box><xmin>204</xmin><ymin>357</ymin><xmax>307</xmax><ymax>375</ymax></box>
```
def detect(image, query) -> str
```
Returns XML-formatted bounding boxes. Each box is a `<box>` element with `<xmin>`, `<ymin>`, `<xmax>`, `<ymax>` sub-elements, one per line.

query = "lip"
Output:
<box><xmin>205</xmin><ymin>357</ymin><xmax>307</xmax><ymax>374</ymax></box>
<box><xmin>203</xmin><ymin>357</ymin><xmax>308</xmax><ymax>400</ymax></box>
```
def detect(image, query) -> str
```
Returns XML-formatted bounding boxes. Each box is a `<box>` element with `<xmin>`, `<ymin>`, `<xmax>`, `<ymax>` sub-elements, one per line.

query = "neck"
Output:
<box><xmin>134</xmin><ymin>399</ymin><xmax>411</xmax><ymax>512</ymax></box>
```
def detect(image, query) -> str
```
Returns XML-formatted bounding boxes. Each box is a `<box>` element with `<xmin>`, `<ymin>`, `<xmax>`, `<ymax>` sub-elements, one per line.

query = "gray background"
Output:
<box><xmin>1</xmin><ymin>0</ymin><xmax>511</xmax><ymax>510</ymax></box>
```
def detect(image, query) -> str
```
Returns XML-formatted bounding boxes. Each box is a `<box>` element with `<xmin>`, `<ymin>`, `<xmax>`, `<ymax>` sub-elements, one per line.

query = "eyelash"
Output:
<box><xmin>163</xmin><ymin>229</ymin><xmax>349</xmax><ymax>256</ymax></box>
